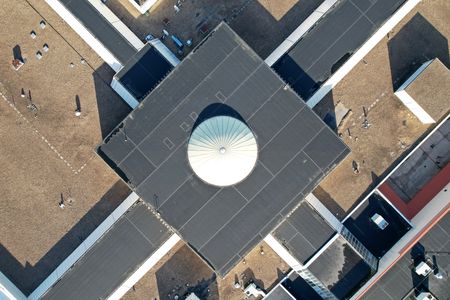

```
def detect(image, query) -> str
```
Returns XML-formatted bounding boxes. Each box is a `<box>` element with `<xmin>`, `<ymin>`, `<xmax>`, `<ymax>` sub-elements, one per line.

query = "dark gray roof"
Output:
<box><xmin>273</xmin><ymin>201</ymin><xmax>335</xmax><ymax>264</ymax></box>
<box><xmin>282</xmin><ymin>271</ymin><xmax>322</xmax><ymax>300</ymax></box>
<box><xmin>98</xmin><ymin>23</ymin><xmax>349</xmax><ymax>276</ymax></box>
<box><xmin>265</xmin><ymin>284</ymin><xmax>295</xmax><ymax>300</ymax></box>
<box><xmin>41</xmin><ymin>202</ymin><xmax>170</xmax><ymax>300</ymax></box>
<box><xmin>115</xmin><ymin>43</ymin><xmax>173</xmax><ymax>101</ymax></box>
<box><xmin>386</xmin><ymin>117</ymin><xmax>450</xmax><ymax>202</ymax></box>
<box><xmin>60</xmin><ymin>0</ymin><xmax>137</xmax><ymax>64</ymax></box>
<box><xmin>363</xmin><ymin>212</ymin><xmax>450</xmax><ymax>300</ymax></box>
<box><xmin>273</xmin><ymin>0</ymin><xmax>406</xmax><ymax>100</ymax></box>
<box><xmin>344</xmin><ymin>193</ymin><xmax>411</xmax><ymax>258</ymax></box>
<box><xmin>309</xmin><ymin>236</ymin><xmax>372</xmax><ymax>299</ymax></box>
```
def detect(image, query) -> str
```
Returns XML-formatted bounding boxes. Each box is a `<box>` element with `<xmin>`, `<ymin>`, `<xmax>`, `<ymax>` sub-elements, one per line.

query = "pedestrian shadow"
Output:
<box><xmin>13</xmin><ymin>45</ymin><xmax>23</xmax><ymax>61</ymax></box>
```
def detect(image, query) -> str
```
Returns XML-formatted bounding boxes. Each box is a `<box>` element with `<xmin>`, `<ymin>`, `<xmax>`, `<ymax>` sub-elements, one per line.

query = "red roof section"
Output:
<box><xmin>379</xmin><ymin>162</ymin><xmax>450</xmax><ymax>220</ymax></box>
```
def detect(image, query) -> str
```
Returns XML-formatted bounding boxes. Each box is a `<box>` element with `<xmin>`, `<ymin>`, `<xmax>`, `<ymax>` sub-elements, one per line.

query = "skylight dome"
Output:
<box><xmin>187</xmin><ymin>116</ymin><xmax>258</xmax><ymax>186</ymax></box>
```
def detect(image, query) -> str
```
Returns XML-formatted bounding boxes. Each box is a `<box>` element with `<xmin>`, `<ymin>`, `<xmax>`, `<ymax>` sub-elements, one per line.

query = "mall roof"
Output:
<box><xmin>98</xmin><ymin>22</ymin><xmax>349</xmax><ymax>276</ymax></box>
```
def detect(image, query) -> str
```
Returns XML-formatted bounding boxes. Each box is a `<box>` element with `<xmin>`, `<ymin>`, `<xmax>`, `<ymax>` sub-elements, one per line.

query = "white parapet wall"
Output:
<box><xmin>264</xmin><ymin>234</ymin><xmax>303</xmax><ymax>271</ymax></box>
<box><xmin>264</xmin><ymin>0</ymin><xmax>340</xmax><ymax>66</ymax></box>
<box><xmin>394</xmin><ymin>60</ymin><xmax>435</xmax><ymax>124</ymax></box>
<box><xmin>45</xmin><ymin>0</ymin><xmax>123</xmax><ymax>72</ymax></box>
<box><xmin>394</xmin><ymin>90</ymin><xmax>435</xmax><ymax>124</ymax></box>
<box><xmin>45</xmin><ymin>0</ymin><xmax>145</xmax><ymax>72</ymax></box>
<box><xmin>0</xmin><ymin>272</ymin><xmax>26</xmax><ymax>300</ymax></box>
<box><xmin>111</xmin><ymin>77</ymin><xmax>141</xmax><ymax>109</ymax></box>
<box><xmin>148</xmin><ymin>39</ymin><xmax>180</xmax><ymax>67</ymax></box>
<box><xmin>266</xmin><ymin>0</ymin><xmax>339</xmax><ymax>66</ymax></box>
<box><xmin>87</xmin><ymin>0</ymin><xmax>144</xmax><ymax>51</ymax></box>
<box><xmin>307</xmin><ymin>0</ymin><xmax>422</xmax><ymax>108</ymax></box>
<box><xmin>351</xmin><ymin>113</ymin><xmax>449</xmax><ymax>202</ymax></box>
<box><xmin>28</xmin><ymin>192</ymin><xmax>140</xmax><ymax>300</ymax></box>
<box><xmin>305</xmin><ymin>193</ymin><xmax>343</xmax><ymax>232</ymax></box>
<box><xmin>1</xmin><ymin>190</ymin><xmax>182</xmax><ymax>300</ymax></box>
<box><xmin>107</xmin><ymin>233</ymin><xmax>181</xmax><ymax>300</ymax></box>
<box><xmin>127</xmin><ymin>0</ymin><xmax>159</xmax><ymax>15</ymax></box>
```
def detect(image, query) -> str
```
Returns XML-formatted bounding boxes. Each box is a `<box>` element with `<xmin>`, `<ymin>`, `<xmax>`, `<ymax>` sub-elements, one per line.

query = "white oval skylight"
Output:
<box><xmin>187</xmin><ymin>116</ymin><xmax>258</xmax><ymax>186</ymax></box>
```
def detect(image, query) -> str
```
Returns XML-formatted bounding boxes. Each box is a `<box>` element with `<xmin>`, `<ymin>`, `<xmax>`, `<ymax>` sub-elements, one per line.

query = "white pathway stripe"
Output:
<box><xmin>0</xmin><ymin>90</ymin><xmax>88</xmax><ymax>175</ymax></box>
<box><xmin>307</xmin><ymin>0</ymin><xmax>422</xmax><ymax>108</ymax></box>
<box><xmin>264</xmin><ymin>234</ymin><xmax>303</xmax><ymax>271</ymax></box>
<box><xmin>107</xmin><ymin>234</ymin><xmax>181</xmax><ymax>300</ymax></box>
<box><xmin>45</xmin><ymin>0</ymin><xmax>123</xmax><ymax>72</ymax></box>
<box><xmin>87</xmin><ymin>0</ymin><xmax>144</xmax><ymax>51</ymax></box>
<box><xmin>29</xmin><ymin>192</ymin><xmax>140</xmax><ymax>300</ymax></box>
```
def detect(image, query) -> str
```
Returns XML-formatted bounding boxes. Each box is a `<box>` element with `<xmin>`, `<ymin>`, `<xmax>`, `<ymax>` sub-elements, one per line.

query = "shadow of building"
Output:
<box><xmin>388</xmin><ymin>13</ymin><xmax>450</xmax><ymax>90</ymax></box>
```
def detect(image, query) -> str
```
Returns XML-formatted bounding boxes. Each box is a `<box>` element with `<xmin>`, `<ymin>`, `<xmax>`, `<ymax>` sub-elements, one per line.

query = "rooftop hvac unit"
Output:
<box><xmin>371</xmin><ymin>213</ymin><xmax>389</xmax><ymax>230</ymax></box>
<box><xmin>244</xmin><ymin>282</ymin><xmax>266</xmax><ymax>297</ymax></box>
<box><xmin>416</xmin><ymin>292</ymin><xmax>437</xmax><ymax>300</ymax></box>
<box><xmin>185</xmin><ymin>293</ymin><xmax>200</xmax><ymax>300</ymax></box>
<box><xmin>415</xmin><ymin>261</ymin><xmax>432</xmax><ymax>276</ymax></box>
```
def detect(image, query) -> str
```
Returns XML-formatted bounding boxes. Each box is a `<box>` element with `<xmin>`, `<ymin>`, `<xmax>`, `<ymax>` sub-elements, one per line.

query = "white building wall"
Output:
<box><xmin>148</xmin><ymin>39</ymin><xmax>180</xmax><ymax>67</ymax></box>
<box><xmin>111</xmin><ymin>77</ymin><xmax>141</xmax><ymax>109</ymax></box>
<box><xmin>394</xmin><ymin>60</ymin><xmax>435</xmax><ymax>124</ymax></box>
<box><xmin>394</xmin><ymin>90</ymin><xmax>435</xmax><ymax>124</ymax></box>
<box><xmin>127</xmin><ymin>0</ymin><xmax>159</xmax><ymax>14</ymax></box>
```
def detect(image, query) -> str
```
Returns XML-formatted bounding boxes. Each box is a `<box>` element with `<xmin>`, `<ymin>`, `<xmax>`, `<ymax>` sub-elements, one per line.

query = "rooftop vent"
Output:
<box><xmin>371</xmin><ymin>213</ymin><xmax>389</xmax><ymax>230</ymax></box>
<box><xmin>415</xmin><ymin>261</ymin><xmax>432</xmax><ymax>276</ymax></box>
